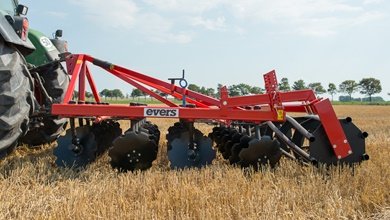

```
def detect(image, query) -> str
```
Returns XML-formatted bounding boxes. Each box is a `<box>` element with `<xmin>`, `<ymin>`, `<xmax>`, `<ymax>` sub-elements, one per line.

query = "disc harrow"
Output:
<box><xmin>49</xmin><ymin>53</ymin><xmax>368</xmax><ymax>171</ymax></box>
<box><xmin>109</xmin><ymin>120</ymin><xmax>160</xmax><ymax>172</ymax></box>
<box><xmin>54</xmin><ymin>119</ymin><xmax>121</xmax><ymax>168</ymax></box>
<box><xmin>167</xmin><ymin>122</ymin><xmax>215</xmax><ymax>169</ymax></box>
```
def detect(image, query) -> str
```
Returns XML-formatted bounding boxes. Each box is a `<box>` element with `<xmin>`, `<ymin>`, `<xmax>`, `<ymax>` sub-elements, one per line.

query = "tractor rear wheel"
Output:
<box><xmin>0</xmin><ymin>38</ymin><xmax>34</xmax><ymax>158</ymax></box>
<box><xmin>21</xmin><ymin>62</ymin><xmax>69</xmax><ymax>146</ymax></box>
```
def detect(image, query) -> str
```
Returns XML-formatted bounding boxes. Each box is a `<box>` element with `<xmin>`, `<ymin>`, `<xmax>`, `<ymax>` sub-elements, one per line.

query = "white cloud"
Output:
<box><xmin>69</xmin><ymin>0</ymin><xmax>138</xmax><ymax>29</ymax></box>
<box><xmin>69</xmin><ymin>0</ymin><xmax>387</xmax><ymax>40</ymax></box>
<box><xmin>143</xmin><ymin>0</ymin><xmax>223</xmax><ymax>14</ymax></box>
<box><xmin>136</xmin><ymin>13</ymin><xmax>193</xmax><ymax>43</ymax></box>
<box><xmin>224</xmin><ymin>0</ymin><xmax>385</xmax><ymax>37</ymax></box>
<box><xmin>191</xmin><ymin>16</ymin><xmax>226</xmax><ymax>30</ymax></box>
<box><xmin>68</xmin><ymin>0</ymin><xmax>191</xmax><ymax>43</ymax></box>
<box><xmin>363</xmin><ymin>0</ymin><xmax>384</xmax><ymax>4</ymax></box>
<box><xmin>46</xmin><ymin>11</ymin><xmax>68</xmax><ymax>19</ymax></box>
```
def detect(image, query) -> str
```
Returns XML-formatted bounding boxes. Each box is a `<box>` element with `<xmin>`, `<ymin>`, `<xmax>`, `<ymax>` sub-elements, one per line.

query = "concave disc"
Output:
<box><xmin>228</xmin><ymin>135</ymin><xmax>252</xmax><ymax>165</ymax></box>
<box><xmin>54</xmin><ymin>126</ymin><xmax>97</xmax><ymax>168</ymax></box>
<box><xmin>109</xmin><ymin>131</ymin><xmax>157</xmax><ymax>172</ymax></box>
<box><xmin>238</xmin><ymin>136</ymin><xmax>282</xmax><ymax>170</ymax></box>
<box><xmin>168</xmin><ymin>131</ymin><xmax>215</xmax><ymax>169</ymax></box>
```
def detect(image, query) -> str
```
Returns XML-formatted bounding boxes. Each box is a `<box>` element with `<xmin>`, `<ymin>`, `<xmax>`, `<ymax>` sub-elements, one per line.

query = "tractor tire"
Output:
<box><xmin>0</xmin><ymin>38</ymin><xmax>34</xmax><ymax>158</ymax></box>
<box><xmin>21</xmin><ymin>62</ymin><xmax>69</xmax><ymax>146</ymax></box>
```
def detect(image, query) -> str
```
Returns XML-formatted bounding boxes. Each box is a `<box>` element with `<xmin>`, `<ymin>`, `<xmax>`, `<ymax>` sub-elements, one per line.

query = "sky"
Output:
<box><xmin>22</xmin><ymin>0</ymin><xmax>390</xmax><ymax>100</ymax></box>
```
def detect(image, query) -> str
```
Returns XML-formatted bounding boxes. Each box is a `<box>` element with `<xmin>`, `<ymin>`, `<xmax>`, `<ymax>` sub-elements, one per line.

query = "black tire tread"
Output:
<box><xmin>0</xmin><ymin>39</ymin><xmax>33</xmax><ymax>157</ymax></box>
<box><xmin>21</xmin><ymin>62</ymin><xmax>69</xmax><ymax>146</ymax></box>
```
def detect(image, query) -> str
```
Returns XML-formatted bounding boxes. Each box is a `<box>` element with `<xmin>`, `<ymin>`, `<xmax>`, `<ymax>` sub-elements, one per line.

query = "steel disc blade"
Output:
<box><xmin>223</xmin><ymin>132</ymin><xmax>241</xmax><ymax>159</ymax></box>
<box><xmin>229</xmin><ymin>134</ymin><xmax>252</xmax><ymax>164</ymax></box>
<box><xmin>167</xmin><ymin>135</ymin><xmax>189</xmax><ymax>169</ymax></box>
<box><xmin>309</xmin><ymin>118</ymin><xmax>367</xmax><ymax>165</ymax></box>
<box><xmin>168</xmin><ymin>131</ymin><xmax>215</xmax><ymax>169</ymax></box>
<box><xmin>54</xmin><ymin>126</ymin><xmax>97</xmax><ymax>168</ymax></box>
<box><xmin>92</xmin><ymin>121</ymin><xmax>122</xmax><ymax>156</ymax></box>
<box><xmin>142</xmin><ymin>122</ymin><xmax>161</xmax><ymax>145</ymax></box>
<box><xmin>197</xmin><ymin>135</ymin><xmax>216</xmax><ymax>166</ymax></box>
<box><xmin>228</xmin><ymin>143</ymin><xmax>242</xmax><ymax>164</ymax></box>
<box><xmin>239</xmin><ymin>136</ymin><xmax>282</xmax><ymax>169</ymax></box>
<box><xmin>166</xmin><ymin>123</ymin><xmax>186</xmax><ymax>151</ymax></box>
<box><xmin>109</xmin><ymin>131</ymin><xmax>157</xmax><ymax>172</ymax></box>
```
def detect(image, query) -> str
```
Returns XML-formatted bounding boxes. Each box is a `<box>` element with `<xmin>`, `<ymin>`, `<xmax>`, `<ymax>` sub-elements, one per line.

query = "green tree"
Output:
<box><xmin>99</xmin><ymin>89</ymin><xmax>112</xmax><ymax>100</ymax></box>
<box><xmin>358</xmin><ymin>78</ymin><xmax>382</xmax><ymax>102</ymax></box>
<box><xmin>327</xmin><ymin>83</ymin><xmax>337</xmax><ymax>101</ymax></box>
<box><xmin>199</xmin><ymin>86</ymin><xmax>207</xmax><ymax>95</ymax></box>
<box><xmin>308</xmin><ymin>82</ymin><xmax>326</xmax><ymax>96</ymax></box>
<box><xmin>188</xmin><ymin>84</ymin><xmax>200</xmax><ymax>92</ymax></box>
<box><xmin>278</xmin><ymin>78</ymin><xmax>291</xmax><ymax>91</ymax></box>
<box><xmin>339</xmin><ymin>80</ymin><xmax>359</xmax><ymax>100</ymax></box>
<box><xmin>238</xmin><ymin>83</ymin><xmax>252</xmax><ymax>95</ymax></box>
<box><xmin>131</xmin><ymin>88</ymin><xmax>142</xmax><ymax>99</ymax></box>
<box><xmin>206</xmin><ymin>88</ymin><xmax>215</xmax><ymax>97</ymax></box>
<box><xmin>112</xmin><ymin>89</ymin><xmax>124</xmax><ymax>100</ymax></box>
<box><xmin>250</xmin><ymin>86</ymin><xmax>263</xmax><ymax>94</ymax></box>
<box><xmin>85</xmin><ymin>91</ymin><xmax>93</xmax><ymax>99</ymax></box>
<box><xmin>228</xmin><ymin>85</ymin><xmax>241</xmax><ymax>96</ymax></box>
<box><xmin>292</xmin><ymin>79</ymin><xmax>307</xmax><ymax>90</ymax></box>
<box><xmin>216</xmin><ymin>84</ymin><xmax>223</xmax><ymax>98</ymax></box>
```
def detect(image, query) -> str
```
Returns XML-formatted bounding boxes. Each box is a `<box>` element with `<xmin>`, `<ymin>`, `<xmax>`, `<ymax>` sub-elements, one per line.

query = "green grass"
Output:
<box><xmin>85</xmin><ymin>97</ymin><xmax>182</xmax><ymax>105</ymax></box>
<box><xmin>85</xmin><ymin>98</ymin><xmax>390</xmax><ymax>106</ymax></box>
<box><xmin>331</xmin><ymin>101</ymin><xmax>390</xmax><ymax>106</ymax></box>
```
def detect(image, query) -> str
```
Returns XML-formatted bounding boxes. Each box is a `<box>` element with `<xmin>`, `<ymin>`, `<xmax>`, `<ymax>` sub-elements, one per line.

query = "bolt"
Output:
<box><xmin>264</xmin><ymin>156</ymin><xmax>267</xmax><ymax>159</ymax></box>
<box><xmin>138</xmin><ymin>153</ymin><xmax>141</xmax><ymax>156</ymax></box>
<box><xmin>348</xmin><ymin>150</ymin><xmax>352</xmax><ymax>154</ymax></box>
<box><xmin>133</xmin><ymin>150</ymin><xmax>136</xmax><ymax>153</ymax></box>
<box><xmin>127</xmin><ymin>154</ymin><xmax>131</xmax><ymax>158</ymax></box>
<box><xmin>223</xmin><ymin>101</ymin><xmax>228</xmax><ymax>106</ymax></box>
<box><xmin>136</xmin><ymin>159</ymin><xmax>139</xmax><ymax>162</ymax></box>
<box><xmin>333</xmin><ymin>144</ymin><xmax>337</xmax><ymax>149</ymax></box>
<box><xmin>337</xmin><ymin>155</ymin><xmax>342</xmax><ymax>159</ymax></box>
<box><xmin>344</xmin><ymin>140</ymin><xmax>348</xmax><ymax>144</ymax></box>
<box><xmin>129</xmin><ymin>160</ymin><xmax>133</xmax><ymax>163</ymax></box>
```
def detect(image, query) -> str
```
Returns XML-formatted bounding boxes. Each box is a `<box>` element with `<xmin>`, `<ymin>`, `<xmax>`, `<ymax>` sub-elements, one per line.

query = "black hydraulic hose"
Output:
<box><xmin>92</xmin><ymin>58</ymin><xmax>113</xmax><ymax>70</ymax></box>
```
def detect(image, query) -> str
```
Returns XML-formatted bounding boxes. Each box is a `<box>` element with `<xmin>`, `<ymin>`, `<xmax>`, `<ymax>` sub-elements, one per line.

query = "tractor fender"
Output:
<box><xmin>0</xmin><ymin>11</ymin><xmax>35</xmax><ymax>56</ymax></box>
<box><xmin>25</xmin><ymin>29</ymin><xmax>63</xmax><ymax>66</ymax></box>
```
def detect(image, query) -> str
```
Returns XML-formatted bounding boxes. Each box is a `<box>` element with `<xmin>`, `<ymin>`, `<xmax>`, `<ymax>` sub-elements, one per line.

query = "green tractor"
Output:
<box><xmin>0</xmin><ymin>0</ymin><xmax>69</xmax><ymax>158</ymax></box>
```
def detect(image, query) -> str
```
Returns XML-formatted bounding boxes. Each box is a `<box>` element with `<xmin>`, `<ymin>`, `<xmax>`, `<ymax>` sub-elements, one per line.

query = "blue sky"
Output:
<box><xmin>22</xmin><ymin>0</ymin><xmax>390</xmax><ymax>99</ymax></box>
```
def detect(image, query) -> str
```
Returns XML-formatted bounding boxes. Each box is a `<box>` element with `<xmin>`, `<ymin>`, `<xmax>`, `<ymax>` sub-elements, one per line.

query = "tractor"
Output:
<box><xmin>0</xmin><ymin>0</ymin><xmax>69</xmax><ymax>158</ymax></box>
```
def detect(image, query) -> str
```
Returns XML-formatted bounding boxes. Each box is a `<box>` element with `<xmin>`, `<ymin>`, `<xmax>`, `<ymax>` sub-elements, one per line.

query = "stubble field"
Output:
<box><xmin>0</xmin><ymin>105</ymin><xmax>389</xmax><ymax>219</ymax></box>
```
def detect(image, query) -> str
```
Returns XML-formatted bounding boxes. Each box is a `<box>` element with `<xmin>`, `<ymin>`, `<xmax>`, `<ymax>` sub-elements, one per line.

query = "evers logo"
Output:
<box><xmin>144</xmin><ymin>108</ymin><xmax>179</xmax><ymax>118</ymax></box>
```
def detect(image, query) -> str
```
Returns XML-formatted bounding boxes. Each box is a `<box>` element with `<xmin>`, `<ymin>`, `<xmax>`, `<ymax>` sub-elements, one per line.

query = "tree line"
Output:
<box><xmin>278</xmin><ymin>77</ymin><xmax>382</xmax><ymax>102</ymax></box>
<box><xmin>93</xmin><ymin>77</ymin><xmax>384</xmax><ymax>102</ymax></box>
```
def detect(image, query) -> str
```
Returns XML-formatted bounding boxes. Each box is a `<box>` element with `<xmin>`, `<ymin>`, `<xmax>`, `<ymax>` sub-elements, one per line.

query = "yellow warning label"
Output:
<box><xmin>277</xmin><ymin>109</ymin><xmax>284</xmax><ymax>121</ymax></box>
<box><xmin>76</xmin><ymin>60</ymin><xmax>82</xmax><ymax>64</ymax></box>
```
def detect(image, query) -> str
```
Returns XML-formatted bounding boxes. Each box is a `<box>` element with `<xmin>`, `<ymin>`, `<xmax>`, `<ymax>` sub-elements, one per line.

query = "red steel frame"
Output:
<box><xmin>52</xmin><ymin>54</ymin><xmax>353</xmax><ymax>159</ymax></box>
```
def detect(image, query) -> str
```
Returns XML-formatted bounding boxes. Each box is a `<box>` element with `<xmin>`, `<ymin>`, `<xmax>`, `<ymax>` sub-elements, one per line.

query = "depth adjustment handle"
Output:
<box><xmin>168</xmin><ymin>69</ymin><xmax>188</xmax><ymax>89</ymax></box>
